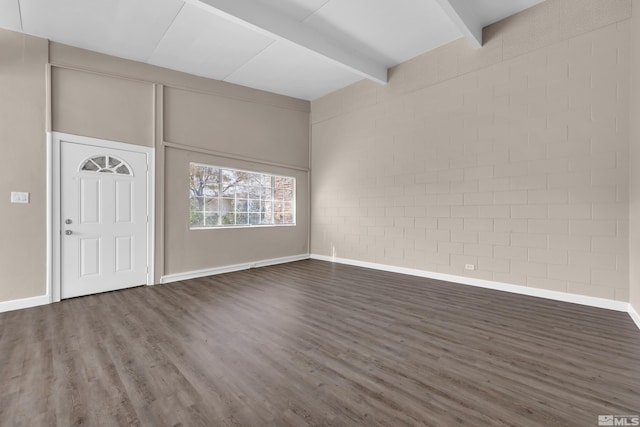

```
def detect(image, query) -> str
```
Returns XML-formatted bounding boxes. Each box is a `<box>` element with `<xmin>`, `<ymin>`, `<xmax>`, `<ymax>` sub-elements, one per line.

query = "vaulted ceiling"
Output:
<box><xmin>0</xmin><ymin>0</ymin><xmax>543</xmax><ymax>100</ymax></box>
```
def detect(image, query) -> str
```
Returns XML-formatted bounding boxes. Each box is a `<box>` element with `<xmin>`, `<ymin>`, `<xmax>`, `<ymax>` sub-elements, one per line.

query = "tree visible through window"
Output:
<box><xmin>189</xmin><ymin>163</ymin><xmax>295</xmax><ymax>228</ymax></box>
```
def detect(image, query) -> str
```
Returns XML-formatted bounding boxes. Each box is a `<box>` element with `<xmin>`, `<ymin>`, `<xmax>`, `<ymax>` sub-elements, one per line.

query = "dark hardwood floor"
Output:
<box><xmin>1</xmin><ymin>259</ymin><xmax>639</xmax><ymax>426</ymax></box>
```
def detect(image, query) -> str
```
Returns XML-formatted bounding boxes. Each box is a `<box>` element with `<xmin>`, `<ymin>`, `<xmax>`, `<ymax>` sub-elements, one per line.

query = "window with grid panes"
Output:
<box><xmin>189</xmin><ymin>163</ymin><xmax>295</xmax><ymax>228</ymax></box>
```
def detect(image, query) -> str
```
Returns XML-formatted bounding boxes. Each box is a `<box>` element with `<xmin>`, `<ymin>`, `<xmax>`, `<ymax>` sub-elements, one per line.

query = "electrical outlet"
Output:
<box><xmin>10</xmin><ymin>192</ymin><xmax>29</xmax><ymax>204</ymax></box>
<box><xmin>464</xmin><ymin>264</ymin><xmax>475</xmax><ymax>271</ymax></box>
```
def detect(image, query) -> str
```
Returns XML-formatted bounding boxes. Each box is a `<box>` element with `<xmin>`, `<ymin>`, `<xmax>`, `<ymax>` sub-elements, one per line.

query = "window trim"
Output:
<box><xmin>189</xmin><ymin>162</ymin><xmax>296</xmax><ymax>230</ymax></box>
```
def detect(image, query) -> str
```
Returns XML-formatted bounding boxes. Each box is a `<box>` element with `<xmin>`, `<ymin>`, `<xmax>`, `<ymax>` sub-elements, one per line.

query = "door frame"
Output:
<box><xmin>48</xmin><ymin>132</ymin><xmax>155</xmax><ymax>302</ymax></box>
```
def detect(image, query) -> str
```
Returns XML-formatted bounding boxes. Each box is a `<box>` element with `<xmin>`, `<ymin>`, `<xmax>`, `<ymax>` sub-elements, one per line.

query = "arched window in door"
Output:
<box><xmin>79</xmin><ymin>155</ymin><xmax>132</xmax><ymax>175</ymax></box>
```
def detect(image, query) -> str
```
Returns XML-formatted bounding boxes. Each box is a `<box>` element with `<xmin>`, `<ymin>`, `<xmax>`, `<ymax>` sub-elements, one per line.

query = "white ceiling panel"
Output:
<box><xmin>20</xmin><ymin>0</ymin><xmax>184</xmax><ymax>61</ymax></box>
<box><xmin>1</xmin><ymin>0</ymin><xmax>547</xmax><ymax>100</ymax></box>
<box><xmin>186</xmin><ymin>0</ymin><xmax>387</xmax><ymax>83</ymax></box>
<box><xmin>225</xmin><ymin>40</ymin><xmax>362</xmax><ymax>100</ymax></box>
<box><xmin>472</xmin><ymin>0</ymin><xmax>545</xmax><ymax>27</ymax></box>
<box><xmin>0</xmin><ymin>0</ymin><xmax>21</xmax><ymax>32</ymax></box>
<box><xmin>304</xmin><ymin>0</ymin><xmax>462</xmax><ymax>67</ymax></box>
<box><xmin>149</xmin><ymin>3</ymin><xmax>275</xmax><ymax>80</ymax></box>
<box><xmin>252</xmin><ymin>0</ymin><xmax>329</xmax><ymax>22</ymax></box>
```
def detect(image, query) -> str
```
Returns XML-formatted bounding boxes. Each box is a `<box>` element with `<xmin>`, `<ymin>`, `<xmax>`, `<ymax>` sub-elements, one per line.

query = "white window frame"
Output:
<box><xmin>189</xmin><ymin>162</ymin><xmax>296</xmax><ymax>230</ymax></box>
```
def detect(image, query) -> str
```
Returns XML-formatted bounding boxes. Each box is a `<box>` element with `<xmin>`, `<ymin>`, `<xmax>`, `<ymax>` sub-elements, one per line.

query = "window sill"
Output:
<box><xmin>189</xmin><ymin>223</ymin><xmax>296</xmax><ymax>231</ymax></box>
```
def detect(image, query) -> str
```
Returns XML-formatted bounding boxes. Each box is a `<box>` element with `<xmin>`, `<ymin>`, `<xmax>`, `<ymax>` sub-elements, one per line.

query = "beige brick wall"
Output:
<box><xmin>630</xmin><ymin>1</ymin><xmax>640</xmax><ymax>312</ymax></box>
<box><xmin>311</xmin><ymin>0</ymin><xmax>631</xmax><ymax>302</ymax></box>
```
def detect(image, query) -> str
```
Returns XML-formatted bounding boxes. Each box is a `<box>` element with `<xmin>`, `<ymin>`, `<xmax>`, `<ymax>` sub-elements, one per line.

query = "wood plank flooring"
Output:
<box><xmin>1</xmin><ymin>259</ymin><xmax>639</xmax><ymax>426</ymax></box>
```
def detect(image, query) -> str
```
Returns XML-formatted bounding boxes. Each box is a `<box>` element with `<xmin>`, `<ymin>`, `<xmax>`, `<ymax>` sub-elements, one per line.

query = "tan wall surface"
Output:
<box><xmin>51</xmin><ymin>67</ymin><xmax>155</xmax><ymax>147</ymax></box>
<box><xmin>161</xmin><ymin>85</ymin><xmax>310</xmax><ymax>275</ymax></box>
<box><xmin>311</xmin><ymin>0</ymin><xmax>631</xmax><ymax>301</ymax></box>
<box><xmin>164</xmin><ymin>147</ymin><xmax>309</xmax><ymax>275</ymax></box>
<box><xmin>0</xmin><ymin>30</ymin><xmax>48</xmax><ymax>301</ymax></box>
<box><xmin>0</xmin><ymin>29</ymin><xmax>310</xmax><ymax>304</ymax></box>
<box><xmin>49</xmin><ymin>46</ymin><xmax>311</xmax><ymax>286</ymax></box>
<box><xmin>163</xmin><ymin>86</ymin><xmax>309</xmax><ymax>169</ymax></box>
<box><xmin>630</xmin><ymin>2</ymin><xmax>640</xmax><ymax>312</ymax></box>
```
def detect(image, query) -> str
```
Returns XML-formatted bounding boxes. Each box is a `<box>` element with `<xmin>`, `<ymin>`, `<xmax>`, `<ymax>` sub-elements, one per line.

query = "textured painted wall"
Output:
<box><xmin>311</xmin><ymin>0</ymin><xmax>631</xmax><ymax>301</ymax></box>
<box><xmin>629</xmin><ymin>1</ymin><xmax>640</xmax><ymax>312</ymax></box>
<box><xmin>0</xmin><ymin>27</ymin><xmax>310</xmax><ymax>304</ymax></box>
<box><xmin>0</xmin><ymin>30</ymin><xmax>48</xmax><ymax>301</ymax></box>
<box><xmin>49</xmin><ymin>46</ymin><xmax>310</xmax><ymax>283</ymax></box>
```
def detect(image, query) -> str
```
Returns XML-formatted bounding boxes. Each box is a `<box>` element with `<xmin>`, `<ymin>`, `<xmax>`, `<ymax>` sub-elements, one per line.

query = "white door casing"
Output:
<box><xmin>50</xmin><ymin>132</ymin><xmax>154</xmax><ymax>301</ymax></box>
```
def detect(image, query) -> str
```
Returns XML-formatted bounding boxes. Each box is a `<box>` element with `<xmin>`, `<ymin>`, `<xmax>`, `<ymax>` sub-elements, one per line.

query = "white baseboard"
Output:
<box><xmin>0</xmin><ymin>294</ymin><xmax>50</xmax><ymax>314</ymax></box>
<box><xmin>629</xmin><ymin>304</ymin><xmax>640</xmax><ymax>331</ymax></box>
<box><xmin>160</xmin><ymin>254</ymin><xmax>310</xmax><ymax>284</ymax></box>
<box><xmin>310</xmin><ymin>254</ymin><xmax>631</xmax><ymax>313</ymax></box>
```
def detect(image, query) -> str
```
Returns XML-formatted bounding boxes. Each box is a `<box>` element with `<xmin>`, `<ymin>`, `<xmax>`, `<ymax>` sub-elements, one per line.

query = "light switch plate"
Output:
<box><xmin>10</xmin><ymin>192</ymin><xmax>29</xmax><ymax>204</ymax></box>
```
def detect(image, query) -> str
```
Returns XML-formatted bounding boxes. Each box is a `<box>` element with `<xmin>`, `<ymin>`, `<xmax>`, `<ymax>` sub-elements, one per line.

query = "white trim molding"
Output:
<box><xmin>310</xmin><ymin>254</ymin><xmax>630</xmax><ymax>313</ymax></box>
<box><xmin>629</xmin><ymin>304</ymin><xmax>640</xmax><ymax>331</ymax></box>
<box><xmin>0</xmin><ymin>294</ymin><xmax>50</xmax><ymax>314</ymax></box>
<box><xmin>46</xmin><ymin>132</ymin><xmax>53</xmax><ymax>302</ymax></box>
<box><xmin>160</xmin><ymin>254</ymin><xmax>310</xmax><ymax>284</ymax></box>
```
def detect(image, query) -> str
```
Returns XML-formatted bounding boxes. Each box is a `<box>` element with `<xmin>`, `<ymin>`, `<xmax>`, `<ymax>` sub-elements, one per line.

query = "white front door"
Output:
<box><xmin>60</xmin><ymin>141</ymin><xmax>149</xmax><ymax>299</ymax></box>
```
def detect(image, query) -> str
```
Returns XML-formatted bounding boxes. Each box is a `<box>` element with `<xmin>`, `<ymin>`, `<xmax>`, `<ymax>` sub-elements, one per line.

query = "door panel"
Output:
<box><xmin>80</xmin><ymin>238</ymin><xmax>100</xmax><ymax>277</ymax></box>
<box><xmin>61</xmin><ymin>141</ymin><xmax>148</xmax><ymax>299</ymax></box>
<box><xmin>80</xmin><ymin>178</ymin><xmax>101</xmax><ymax>224</ymax></box>
<box><xmin>115</xmin><ymin>180</ymin><xmax>132</xmax><ymax>223</ymax></box>
<box><xmin>115</xmin><ymin>236</ymin><xmax>132</xmax><ymax>272</ymax></box>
